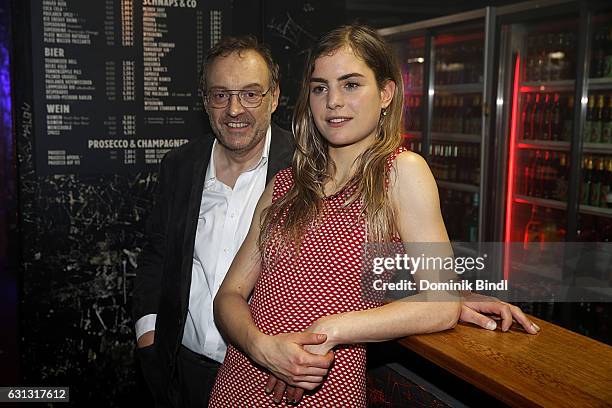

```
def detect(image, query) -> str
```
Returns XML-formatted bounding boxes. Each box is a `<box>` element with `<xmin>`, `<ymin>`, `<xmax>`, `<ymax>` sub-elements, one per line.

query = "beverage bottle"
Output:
<box><xmin>585</xmin><ymin>96</ymin><xmax>595</xmax><ymax>142</ymax></box>
<box><xmin>581</xmin><ymin>156</ymin><xmax>594</xmax><ymax>205</ymax></box>
<box><xmin>605</xmin><ymin>28</ymin><xmax>612</xmax><ymax>78</ymax></box>
<box><xmin>522</xmin><ymin>93</ymin><xmax>533</xmax><ymax>139</ymax></box>
<box><xmin>589</xmin><ymin>158</ymin><xmax>605</xmax><ymax>207</ymax></box>
<box><xmin>435</xmin><ymin>48</ymin><xmax>444</xmax><ymax>85</ymax></box>
<box><xmin>602</xmin><ymin>94</ymin><xmax>612</xmax><ymax>143</ymax></box>
<box><xmin>431</xmin><ymin>144</ymin><xmax>440</xmax><ymax>179</ymax></box>
<box><xmin>414</xmin><ymin>96</ymin><xmax>422</xmax><ymax>130</ymax></box>
<box><xmin>440</xmin><ymin>145</ymin><xmax>450</xmax><ymax>180</ymax></box>
<box><xmin>457</xmin><ymin>96</ymin><xmax>465</xmax><ymax>134</ymax></box>
<box><xmin>530</xmin><ymin>93</ymin><xmax>541</xmax><ymax>139</ymax></box>
<box><xmin>593</xmin><ymin>95</ymin><xmax>605</xmax><ymax>143</ymax></box>
<box><xmin>555</xmin><ymin>153</ymin><xmax>569</xmax><ymax>201</ymax></box>
<box><xmin>521</xmin><ymin>150</ymin><xmax>534</xmax><ymax>195</ymax></box>
<box><xmin>528</xmin><ymin>150</ymin><xmax>542</xmax><ymax>196</ymax></box>
<box><xmin>471</xmin><ymin>145</ymin><xmax>481</xmax><ymax>185</ymax></box>
<box><xmin>450</xmin><ymin>96</ymin><xmax>457</xmax><ymax>133</ymax></box>
<box><xmin>464</xmin><ymin>96</ymin><xmax>473</xmax><ymax>134</ymax></box>
<box><xmin>441</xmin><ymin>96</ymin><xmax>449</xmax><ymax>132</ymax></box>
<box><xmin>472</xmin><ymin>95</ymin><xmax>482</xmax><ymax>135</ymax></box>
<box><xmin>592</xmin><ymin>29</ymin><xmax>606</xmax><ymax>78</ymax></box>
<box><xmin>463</xmin><ymin>193</ymin><xmax>479</xmax><ymax>242</ymax></box>
<box><xmin>439</xmin><ymin>45</ymin><xmax>448</xmax><ymax>85</ymax></box>
<box><xmin>523</xmin><ymin>205</ymin><xmax>542</xmax><ymax>250</ymax></box>
<box><xmin>461</xmin><ymin>145</ymin><xmax>470</xmax><ymax>183</ymax></box>
<box><xmin>542</xmin><ymin>93</ymin><xmax>552</xmax><ymax>140</ymax></box>
<box><xmin>537</xmin><ymin>150</ymin><xmax>554</xmax><ymax>199</ymax></box>
<box><xmin>449</xmin><ymin>145</ymin><xmax>458</xmax><ymax>182</ymax></box>
<box><xmin>446</xmin><ymin>96</ymin><xmax>455</xmax><ymax>133</ymax></box>
<box><xmin>543</xmin><ymin>151</ymin><xmax>557</xmax><ymax>199</ymax></box>
<box><xmin>604</xmin><ymin>159</ymin><xmax>612</xmax><ymax>208</ymax></box>
<box><xmin>534</xmin><ymin>93</ymin><xmax>546</xmax><ymax>139</ymax></box>
<box><xmin>535</xmin><ymin>150</ymin><xmax>545</xmax><ymax>197</ymax></box>
<box><xmin>551</xmin><ymin>93</ymin><xmax>561</xmax><ymax>141</ymax></box>
<box><xmin>541</xmin><ymin>207</ymin><xmax>561</xmax><ymax>242</ymax></box>
<box><xmin>456</xmin><ymin>44</ymin><xmax>466</xmax><ymax>84</ymax></box>
<box><xmin>433</xmin><ymin>96</ymin><xmax>440</xmax><ymax>132</ymax></box>
<box><xmin>562</xmin><ymin>95</ymin><xmax>574</xmax><ymax>141</ymax></box>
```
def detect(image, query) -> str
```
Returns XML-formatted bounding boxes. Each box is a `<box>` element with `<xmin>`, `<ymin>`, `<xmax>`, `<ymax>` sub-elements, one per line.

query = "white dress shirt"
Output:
<box><xmin>135</xmin><ymin>126</ymin><xmax>272</xmax><ymax>363</ymax></box>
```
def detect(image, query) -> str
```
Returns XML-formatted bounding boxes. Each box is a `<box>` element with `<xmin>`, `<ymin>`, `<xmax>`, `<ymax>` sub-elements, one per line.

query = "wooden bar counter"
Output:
<box><xmin>398</xmin><ymin>317</ymin><xmax>612</xmax><ymax>407</ymax></box>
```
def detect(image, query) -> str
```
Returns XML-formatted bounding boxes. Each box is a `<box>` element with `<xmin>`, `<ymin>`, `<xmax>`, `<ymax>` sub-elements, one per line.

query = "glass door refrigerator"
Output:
<box><xmin>493</xmin><ymin>0</ymin><xmax>612</xmax><ymax>342</ymax></box>
<box><xmin>382</xmin><ymin>8</ymin><xmax>493</xmax><ymax>243</ymax></box>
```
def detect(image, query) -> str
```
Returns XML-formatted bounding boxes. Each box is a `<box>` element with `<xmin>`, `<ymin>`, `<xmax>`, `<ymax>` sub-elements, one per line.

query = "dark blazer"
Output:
<box><xmin>132</xmin><ymin>123</ymin><xmax>294</xmax><ymax>396</ymax></box>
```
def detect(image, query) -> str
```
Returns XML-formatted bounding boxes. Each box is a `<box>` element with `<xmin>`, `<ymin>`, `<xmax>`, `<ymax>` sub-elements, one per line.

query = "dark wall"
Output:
<box><xmin>10</xmin><ymin>1</ymin><xmax>219</xmax><ymax>405</ymax></box>
<box><xmin>12</xmin><ymin>2</ymin><xmax>156</xmax><ymax>404</ymax></box>
<box><xmin>0</xmin><ymin>0</ymin><xmax>18</xmax><ymax>387</ymax></box>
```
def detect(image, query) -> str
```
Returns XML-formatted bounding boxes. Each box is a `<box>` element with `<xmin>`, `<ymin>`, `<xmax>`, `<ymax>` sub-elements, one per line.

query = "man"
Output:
<box><xmin>132</xmin><ymin>36</ymin><xmax>332</xmax><ymax>407</ymax></box>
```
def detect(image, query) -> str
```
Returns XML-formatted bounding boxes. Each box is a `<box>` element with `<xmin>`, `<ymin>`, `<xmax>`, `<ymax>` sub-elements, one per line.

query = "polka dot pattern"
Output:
<box><xmin>209</xmin><ymin>148</ymin><xmax>406</xmax><ymax>407</ymax></box>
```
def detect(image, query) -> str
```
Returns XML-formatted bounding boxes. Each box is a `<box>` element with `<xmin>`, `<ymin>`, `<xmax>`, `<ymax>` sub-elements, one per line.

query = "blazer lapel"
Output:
<box><xmin>180</xmin><ymin>140</ymin><xmax>212</xmax><ymax>310</ymax></box>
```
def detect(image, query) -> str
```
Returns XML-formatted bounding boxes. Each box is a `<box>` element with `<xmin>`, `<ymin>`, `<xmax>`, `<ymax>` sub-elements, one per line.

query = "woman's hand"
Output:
<box><xmin>252</xmin><ymin>331</ymin><xmax>334</xmax><ymax>388</ymax></box>
<box><xmin>302</xmin><ymin>316</ymin><xmax>339</xmax><ymax>356</ymax></box>
<box><xmin>460</xmin><ymin>292</ymin><xmax>540</xmax><ymax>334</ymax></box>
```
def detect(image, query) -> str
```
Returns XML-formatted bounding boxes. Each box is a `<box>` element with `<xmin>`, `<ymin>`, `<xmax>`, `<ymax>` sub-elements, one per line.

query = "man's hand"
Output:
<box><xmin>137</xmin><ymin>330</ymin><xmax>155</xmax><ymax>348</ymax></box>
<box><xmin>263</xmin><ymin>319</ymin><xmax>338</xmax><ymax>404</ymax></box>
<box><xmin>460</xmin><ymin>292</ymin><xmax>540</xmax><ymax>334</ymax></box>
<box><xmin>252</xmin><ymin>332</ymin><xmax>334</xmax><ymax>391</ymax></box>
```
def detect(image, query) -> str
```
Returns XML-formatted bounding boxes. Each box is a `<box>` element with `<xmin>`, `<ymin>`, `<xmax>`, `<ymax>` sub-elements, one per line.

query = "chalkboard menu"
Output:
<box><xmin>30</xmin><ymin>0</ymin><xmax>229</xmax><ymax>174</ymax></box>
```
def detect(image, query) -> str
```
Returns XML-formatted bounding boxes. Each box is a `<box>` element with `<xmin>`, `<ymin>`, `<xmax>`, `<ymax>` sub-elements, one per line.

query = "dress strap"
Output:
<box><xmin>384</xmin><ymin>146</ymin><xmax>408</xmax><ymax>188</ymax></box>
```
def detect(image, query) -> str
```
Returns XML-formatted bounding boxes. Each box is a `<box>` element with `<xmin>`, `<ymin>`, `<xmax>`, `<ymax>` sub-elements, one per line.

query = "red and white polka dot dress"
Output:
<box><xmin>209</xmin><ymin>149</ymin><xmax>406</xmax><ymax>407</ymax></box>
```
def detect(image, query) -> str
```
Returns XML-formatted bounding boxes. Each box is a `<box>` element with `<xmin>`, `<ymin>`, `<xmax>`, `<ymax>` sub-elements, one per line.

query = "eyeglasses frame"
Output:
<box><xmin>203</xmin><ymin>87</ymin><xmax>273</xmax><ymax>109</ymax></box>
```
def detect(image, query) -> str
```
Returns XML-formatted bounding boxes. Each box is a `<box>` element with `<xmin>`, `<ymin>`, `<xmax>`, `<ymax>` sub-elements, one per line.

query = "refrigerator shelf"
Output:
<box><xmin>583</xmin><ymin>143</ymin><xmax>612</xmax><ymax>154</ymax></box>
<box><xmin>579</xmin><ymin>204</ymin><xmax>612</xmax><ymax>218</ymax></box>
<box><xmin>434</xmin><ymin>83</ymin><xmax>483</xmax><ymax>94</ymax></box>
<box><xmin>515</xmin><ymin>194</ymin><xmax>567</xmax><ymax>210</ymax></box>
<box><xmin>515</xmin><ymin>195</ymin><xmax>612</xmax><ymax>218</ymax></box>
<box><xmin>517</xmin><ymin>140</ymin><xmax>570</xmax><ymax>151</ymax></box>
<box><xmin>587</xmin><ymin>77</ymin><xmax>612</xmax><ymax>91</ymax></box>
<box><xmin>437</xmin><ymin>180</ymin><xmax>479</xmax><ymax>192</ymax></box>
<box><xmin>520</xmin><ymin>80</ymin><xmax>575</xmax><ymax>93</ymax></box>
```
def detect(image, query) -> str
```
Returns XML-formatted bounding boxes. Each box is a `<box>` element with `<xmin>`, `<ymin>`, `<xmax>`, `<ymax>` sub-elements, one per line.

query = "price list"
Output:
<box><xmin>29</xmin><ymin>0</ymin><xmax>229</xmax><ymax>174</ymax></box>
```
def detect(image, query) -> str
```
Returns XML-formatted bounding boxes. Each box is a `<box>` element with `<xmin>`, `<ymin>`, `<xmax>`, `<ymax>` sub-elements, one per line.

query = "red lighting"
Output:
<box><xmin>503</xmin><ymin>55</ymin><xmax>521</xmax><ymax>280</ymax></box>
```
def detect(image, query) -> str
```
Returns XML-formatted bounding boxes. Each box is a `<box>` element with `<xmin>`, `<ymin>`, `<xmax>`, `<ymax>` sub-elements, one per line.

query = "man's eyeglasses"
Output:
<box><xmin>204</xmin><ymin>88</ymin><xmax>271</xmax><ymax>108</ymax></box>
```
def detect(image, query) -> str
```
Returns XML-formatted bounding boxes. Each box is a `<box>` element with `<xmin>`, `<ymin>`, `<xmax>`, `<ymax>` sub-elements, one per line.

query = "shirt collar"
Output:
<box><xmin>206</xmin><ymin>125</ymin><xmax>272</xmax><ymax>183</ymax></box>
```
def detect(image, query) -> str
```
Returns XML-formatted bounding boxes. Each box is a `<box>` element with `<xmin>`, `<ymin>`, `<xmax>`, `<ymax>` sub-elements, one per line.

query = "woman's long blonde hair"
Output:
<box><xmin>260</xmin><ymin>25</ymin><xmax>404</xmax><ymax>250</ymax></box>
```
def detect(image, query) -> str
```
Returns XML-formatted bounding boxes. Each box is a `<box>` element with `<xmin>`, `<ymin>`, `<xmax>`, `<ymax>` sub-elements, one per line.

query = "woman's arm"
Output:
<box><xmin>306</xmin><ymin>151</ymin><xmax>461</xmax><ymax>349</ymax></box>
<box><xmin>213</xmin><ymin>176</ymin><xmax>333</xmax><ymax>389</ymax></box>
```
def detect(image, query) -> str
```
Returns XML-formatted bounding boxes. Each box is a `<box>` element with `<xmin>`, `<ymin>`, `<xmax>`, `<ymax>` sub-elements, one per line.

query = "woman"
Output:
<box><xmin>209</xmin><ymin>25</ymin><xmax>534</xmax><ymax>407</ymax></box>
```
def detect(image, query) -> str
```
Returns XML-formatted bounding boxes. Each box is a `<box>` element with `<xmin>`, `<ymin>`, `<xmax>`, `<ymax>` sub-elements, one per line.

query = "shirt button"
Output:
<box><xmin>223</xmin><ymin>248</ymin><xmax>228</xmax><ymax>253</ymax></box>
<box><xmin>230</xmin><ymin>212</ymin><xmax>235</xmax><ymax>219</ymax></box>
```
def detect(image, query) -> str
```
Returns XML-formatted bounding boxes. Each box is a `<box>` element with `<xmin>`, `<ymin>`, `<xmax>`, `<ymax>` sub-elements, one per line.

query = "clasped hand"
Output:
<box><xmin>256</xmin><ymin>320</ymin><xmax>335</xmax><ymax>405</ymax></box>
<box><xmin>253</xmin><ymin>328</ymin><xmax>334</xmax><ymax>404</ymax></box>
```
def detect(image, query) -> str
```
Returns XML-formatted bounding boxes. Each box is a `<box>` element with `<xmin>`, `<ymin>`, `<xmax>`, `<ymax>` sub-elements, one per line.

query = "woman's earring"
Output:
<box><xmin>381</xmin><ymin>108</ymin><xmax>388</xmax><ymax>116</ymax></box>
